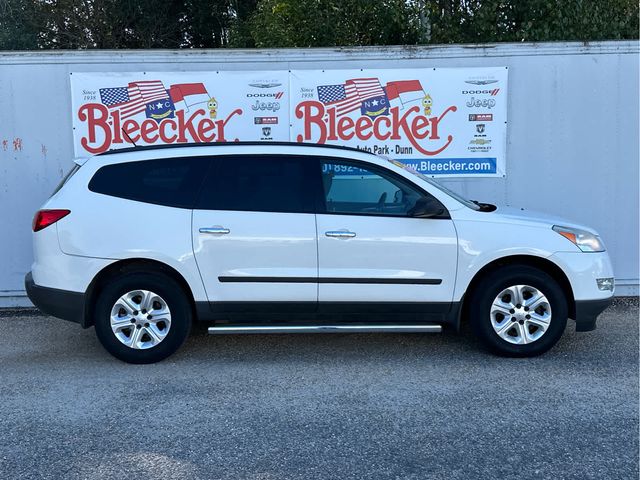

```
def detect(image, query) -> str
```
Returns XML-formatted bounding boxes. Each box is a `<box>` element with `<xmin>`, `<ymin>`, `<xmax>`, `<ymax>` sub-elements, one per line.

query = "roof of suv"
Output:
<box><xmin>98</xmin><ymin>141</ymin><xmax>373</xmax><ymax>157</ymax></box>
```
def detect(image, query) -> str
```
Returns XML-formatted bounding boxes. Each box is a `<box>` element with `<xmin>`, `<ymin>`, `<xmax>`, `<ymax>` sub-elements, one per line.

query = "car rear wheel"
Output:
<box><xmin>469</xmin><ymin>265</ymin><xmax>568</xmax><ymax>356</ymax></box>
<box><xmin>94</xmin><ymin>272</ymin><xmax>192</xmax><ymax>364</ymax></box>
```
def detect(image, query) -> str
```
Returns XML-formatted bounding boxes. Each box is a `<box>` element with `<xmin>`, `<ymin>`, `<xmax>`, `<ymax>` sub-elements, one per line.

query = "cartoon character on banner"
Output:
<box><xmin>208</xmin><ymin>98</ymin><xmax>218</xmax><ymax>119</ymax></box>
<box><xmin>422</xmin><ymin>94</ymin><xmax>433</xmax><ymax>116</ymax></box>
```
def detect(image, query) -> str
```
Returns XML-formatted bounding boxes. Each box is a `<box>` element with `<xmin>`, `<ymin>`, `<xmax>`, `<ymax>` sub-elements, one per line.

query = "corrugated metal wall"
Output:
<box><xmin>1</xmin><ymin>41</ymin><xmax>638</xmax><ymax>306</ymax></box>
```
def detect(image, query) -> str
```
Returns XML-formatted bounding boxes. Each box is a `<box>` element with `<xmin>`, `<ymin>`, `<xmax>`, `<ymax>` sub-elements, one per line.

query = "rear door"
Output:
<box><xmin>315</xmin><ymin>158</ymin><xmax>458</xmax><ymax>307</ymax></box>
<box><xmin>192</xmin><ymin>155</ymin><xmax>319</xmax><ymax>309</ymax></box>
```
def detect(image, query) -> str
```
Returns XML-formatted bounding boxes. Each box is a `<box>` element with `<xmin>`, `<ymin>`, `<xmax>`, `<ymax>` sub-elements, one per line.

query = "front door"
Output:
<box><xmin>316</xmin><ymin>158</ymin><xmax>458</xmax><ymax>306</ymax></box>
<box><xmin>192</xmin><ymin>155</ymin><xmax>319</xmax><ymax>308</ymax></box>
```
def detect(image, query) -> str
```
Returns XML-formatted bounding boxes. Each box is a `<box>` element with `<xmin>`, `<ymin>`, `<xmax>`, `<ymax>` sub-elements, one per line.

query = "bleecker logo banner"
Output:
<box><xmin>290</xmin><ymin>67</ymin><xmax>508</xmax><ymax>177</ymax></box>
<box><xmin>70</xmin><ymin>72</ymin><xmax>289</xmax><ymax>155</ymax></box>
<box><xmin>71</xmin><ymin>67</ymin><xmax>507</xmax><ymax>177</ymax></box>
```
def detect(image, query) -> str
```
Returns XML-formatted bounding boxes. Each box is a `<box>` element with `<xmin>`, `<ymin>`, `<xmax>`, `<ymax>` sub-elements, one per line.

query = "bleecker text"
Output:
<box><xmin>294</xmin><ymin>101</ymin><xmax>456</xmax><ymax>156</ymax></box>
<box><xmin>78</xmin><ymin>104</ymin><xmax>243</xmax><ymax>154</ymax></box>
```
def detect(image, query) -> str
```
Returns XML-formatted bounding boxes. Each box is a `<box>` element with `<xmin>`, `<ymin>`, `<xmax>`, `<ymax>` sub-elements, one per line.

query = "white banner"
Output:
<box><xmin>70</xmin><ymin>67</ymin><xmax>508</xmax><ymax>177</ymax></box>
<box><xmin>70</xmin><ymin>71</ymin><xmax>290</xmax><ymax>155</ymax></box>
<box><xmin>290</xmin><ymin>67</ymin><xmax>507</xmax><ymax>177</ymax></box>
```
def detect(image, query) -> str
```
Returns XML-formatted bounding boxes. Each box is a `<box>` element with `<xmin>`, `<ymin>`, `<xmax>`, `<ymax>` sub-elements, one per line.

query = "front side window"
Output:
<box><xmin>384</xmin><ymin>157</ymin><xmax>481</xmax><ymax>211</ymax></box>
<box><xmin>88</xmin><ymin>157</ymin><xmax>211</xmax><ymax>208</ymax></box>
<box><xmin>320</xmin><ymin>160</ymin><xmax>439</xmax><ymax>217</ymax></box>
<box><xmin>197</xmin><ymin>155</ymin><xmax>316</xmax><ymax>213</ymax></box>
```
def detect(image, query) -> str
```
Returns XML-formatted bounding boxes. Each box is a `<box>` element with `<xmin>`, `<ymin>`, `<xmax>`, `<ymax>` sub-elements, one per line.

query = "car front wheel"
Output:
<box><xmin>469</xmin><ymin>265</ymin><xmax>568</xmax><ymax>356</ymax></box>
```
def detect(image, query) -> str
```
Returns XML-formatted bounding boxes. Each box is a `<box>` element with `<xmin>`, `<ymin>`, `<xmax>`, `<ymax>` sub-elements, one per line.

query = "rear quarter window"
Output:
<box><xmin>88</xmin><ymin>157</ymin><xmax>211</xmax><ymax>208</ymax></box>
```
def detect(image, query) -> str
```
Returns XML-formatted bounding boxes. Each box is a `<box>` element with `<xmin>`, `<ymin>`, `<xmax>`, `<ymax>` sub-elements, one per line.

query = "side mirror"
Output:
<box><xmin>410</xmin><ymin>197</ymin><xmax>445</xmax><ymax>218</ymax></box>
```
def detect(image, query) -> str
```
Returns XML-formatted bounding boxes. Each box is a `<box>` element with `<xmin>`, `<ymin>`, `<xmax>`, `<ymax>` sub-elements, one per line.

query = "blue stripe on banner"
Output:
<box><xmin>324</xmin><ymin>158</ymin><xmax>498</xmax><ymax>176</ymax></box>
<box><xmin>400</xmin><ymin>158</ymin><xmax>497</xmax><ymax>175</ymax></box>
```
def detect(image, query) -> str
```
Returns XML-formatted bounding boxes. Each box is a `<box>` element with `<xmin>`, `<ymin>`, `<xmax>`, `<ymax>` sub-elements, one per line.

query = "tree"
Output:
<box><xmin>247</xmin><ymin>0</ymin><xmax>639</xmax><ymax>47</ymax></box>
<box><xmin>182</xmin><ymin>0</ymin><xmax>234</xmax><ymax>48</ymax></box>
<box><xmin>0</xmin><ymin>0</ymin><xmax>42</xmax><ymax>49</ymax></box>
<box><xmin>0</xmin><ymin>0</ymin><xmax>637</xmax><ymax>50</ymax></box>
<box><xmin>421</xmin><ymin>0</ymin><xmax>639</xmax><ymax>44</ymax></box>
<box><xmin>249</xmin><ymin>0</ymin><xmax>422</xmax><ymax>48</ymax></box>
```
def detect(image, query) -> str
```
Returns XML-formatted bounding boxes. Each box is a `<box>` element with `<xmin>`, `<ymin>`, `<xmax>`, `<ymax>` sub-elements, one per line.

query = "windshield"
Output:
<box><xmin>383</xmin><ymin>157</ymin><xmax>480</xmax><ymax>211</ymax></box>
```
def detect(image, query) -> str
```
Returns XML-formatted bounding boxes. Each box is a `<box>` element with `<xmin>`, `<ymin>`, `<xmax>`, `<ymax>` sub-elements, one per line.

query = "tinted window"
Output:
<box><xmin>89</xmin><ymin>157</ymin><xmax>211</xmax><ymax>208</ymax></box>
<box><xmin>197</xmin><ymin>155</ymin><xmax>316</xmax><ymax>213</ymax></box>
<box><xmin>321</xmin><ymin>160</ymin><xmax>435</xmax><ymax>217</ymax></box>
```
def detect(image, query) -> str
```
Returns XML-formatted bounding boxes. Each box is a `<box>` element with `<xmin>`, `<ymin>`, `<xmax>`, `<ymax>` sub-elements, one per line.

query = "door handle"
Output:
<box><xmin>325</xmin><ymin>230</ymin><xmax>356</xmax><ymax>238</ymax></box>
<box><xmin>199</xmin><ymin>226</ymin><xmax>230</xmax><ymax>235</ymax></box>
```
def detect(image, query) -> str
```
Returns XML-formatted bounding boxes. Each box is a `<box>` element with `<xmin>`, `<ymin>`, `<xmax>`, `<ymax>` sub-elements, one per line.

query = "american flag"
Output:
<box><xmin>99</xmin><ymin>80</ymin><xmax>169</xmax><ymax>120</ymax></box>
<box><xmin>317</xmin><ymin>78</ymin><xmax>385</xmax><ymax>116</ymax></box>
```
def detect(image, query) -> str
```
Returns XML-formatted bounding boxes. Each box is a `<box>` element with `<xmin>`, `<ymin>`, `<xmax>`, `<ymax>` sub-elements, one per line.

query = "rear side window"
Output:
<box><xmin>89</xmin><ymin>157</ymin><xmax>211</xmax><ymax>208</ymax></box>
<box><xmin>196</xmin><ymin>155</ymin><xmax>317</xmax><ymax>213</ymax></box>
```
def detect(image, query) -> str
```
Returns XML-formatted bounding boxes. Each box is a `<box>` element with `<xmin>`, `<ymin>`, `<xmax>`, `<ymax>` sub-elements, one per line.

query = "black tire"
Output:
<box><xmin>94</xmin><ymin>271</ymin><xmax>192</xmax><ymax>364</ymax></box>
<box><xmin>468</xmin><ymin>265</ymin><xmax>568</xmax><ymax>357</ymax></box>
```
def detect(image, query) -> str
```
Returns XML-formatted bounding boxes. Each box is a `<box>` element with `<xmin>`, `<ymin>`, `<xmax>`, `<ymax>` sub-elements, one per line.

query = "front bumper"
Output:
<box><xmin>25</xmin><ymin>272</ymin><xmax>86</xmax><ymax>326</ymax></box>
<box><xmin>549</xmin><ymin>251</ymin><xmax>614</xmax><ymax>299</ymax></box>
<box><xmin>573</xmin><ymin>297</ymin><xmax>613</xmax><ymax>332</ymax></box>
<box><xmin>549</xmin><ymin>251</ymin><xmax>614</xmax><ymax>331</ymax></box>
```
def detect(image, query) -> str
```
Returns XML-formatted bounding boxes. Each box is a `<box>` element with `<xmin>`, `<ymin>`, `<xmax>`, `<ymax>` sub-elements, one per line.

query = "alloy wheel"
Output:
<box><xmin>489</xmin><ymin>284</ymin><xmax>552</xmax><ymax>345</ymax></box>
<box><xmin>109</xmin><ymin>289</ymin><xmax>172</xmax><ymax>349</ymax></box>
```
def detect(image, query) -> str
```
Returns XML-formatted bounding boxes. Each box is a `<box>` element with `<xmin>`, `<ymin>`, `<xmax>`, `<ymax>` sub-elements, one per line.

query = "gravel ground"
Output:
<box><xmin>0</xmin><ymin>298</ymin><xmax>637</xmax><ymax>480</ymax></box>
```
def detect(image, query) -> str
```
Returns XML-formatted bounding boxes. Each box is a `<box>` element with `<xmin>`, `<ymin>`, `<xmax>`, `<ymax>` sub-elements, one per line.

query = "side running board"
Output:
<box><xmin>208</xmin><ymin>324</ymin><xmax>442</xmax><ymax>334</ymax></box>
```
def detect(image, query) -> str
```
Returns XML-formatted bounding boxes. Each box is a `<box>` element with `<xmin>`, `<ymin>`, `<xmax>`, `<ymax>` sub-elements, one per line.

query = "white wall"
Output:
<box><xmin>0</xmin><ymin>41</ymin><xmax>638</xmax><ymax>306</ymax></box>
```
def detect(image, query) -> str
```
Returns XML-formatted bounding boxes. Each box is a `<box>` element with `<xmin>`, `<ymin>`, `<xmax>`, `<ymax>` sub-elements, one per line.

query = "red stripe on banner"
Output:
<box><xmin>385</xmin><ymin>80</ymin><xmax>423</xmax><ymax>100</ymax></box>
<box><xmin>387</xmin><ymin>80</ymin><xmax>423</xmax><ymax>95</ymax></box>
<box><xmin>334</xmin><ymin>85</ymin><xmax>361</xmax><ymax>115</ymax></box>
<box><xmin>168</xmin><ymin>83</ymin><xmax>208</xmax><ymax>103</ymax></box>
<box><xmin>109</xmin><ymin>86</ymin><xmax>142</xmax><ymax>120</ymax></box>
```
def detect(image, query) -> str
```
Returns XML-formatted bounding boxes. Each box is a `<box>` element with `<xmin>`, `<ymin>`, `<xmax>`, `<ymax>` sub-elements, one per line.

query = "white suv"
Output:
<box><xmin>26</xmin><ymin>143</ymin><xmax>614</xmax><ymax>363</ymax></box>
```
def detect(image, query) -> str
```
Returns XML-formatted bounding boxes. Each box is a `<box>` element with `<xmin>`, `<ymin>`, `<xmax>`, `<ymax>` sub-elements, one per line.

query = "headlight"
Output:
<box><xmin>552</xmin><ymin>225</ymin><xmax>605</xmax><ymax>252</ymax></box>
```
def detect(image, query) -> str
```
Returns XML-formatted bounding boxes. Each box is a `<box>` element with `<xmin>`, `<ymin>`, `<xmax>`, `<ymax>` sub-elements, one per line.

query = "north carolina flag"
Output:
<box><xmin>168</xmin><ymin>83</ymin><xmax>210</xmax><ymax>108</ymax></box>
<box><xmin>385</xmin><ymin>80</ymin><xmax>424</xmax><ymax>109</ymax></box>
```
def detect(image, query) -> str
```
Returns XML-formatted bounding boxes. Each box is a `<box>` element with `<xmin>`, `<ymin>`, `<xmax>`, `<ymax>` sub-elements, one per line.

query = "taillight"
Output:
<box><xmin>32</xmin><ymin>209</ymin><xmax>70</xmax><ymax>232</ymax></box>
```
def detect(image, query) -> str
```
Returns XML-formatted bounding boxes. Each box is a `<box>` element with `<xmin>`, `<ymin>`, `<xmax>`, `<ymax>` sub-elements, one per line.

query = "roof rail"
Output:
<box><xmin>97</xmin><ymin>141</ymin><xmax>374</xmax><ymax>156</ymax></box>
